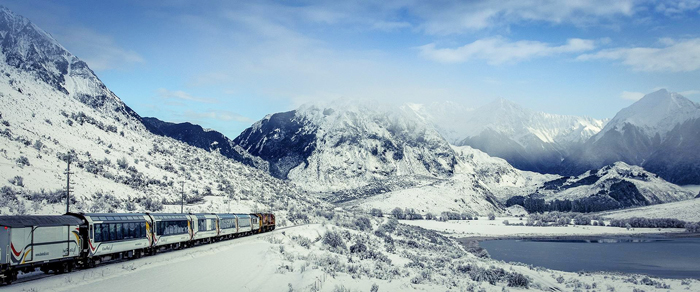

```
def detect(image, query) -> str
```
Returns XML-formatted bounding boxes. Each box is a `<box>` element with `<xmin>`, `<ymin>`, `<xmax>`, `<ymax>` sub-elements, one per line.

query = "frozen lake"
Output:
<box><xmin>479</xmin><ymin>237</ymin><xmax>700</xmax><ymax>279</ymax></box>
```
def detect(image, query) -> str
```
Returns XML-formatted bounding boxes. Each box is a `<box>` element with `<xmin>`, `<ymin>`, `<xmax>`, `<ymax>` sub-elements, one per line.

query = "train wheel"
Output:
<box><xmin>2</xmin><ymin>272</ymin><xmax>12</xmax><ymax>285</ymax></box>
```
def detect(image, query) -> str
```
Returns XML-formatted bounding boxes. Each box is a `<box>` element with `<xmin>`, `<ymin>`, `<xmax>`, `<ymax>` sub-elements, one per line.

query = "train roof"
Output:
<box><xmin>79</xmin><ymin>213</ymin><xmax>148</xmax><ymax>222</ymax></box>
<box><xmin>0</xmin><ymin>215</ymin><xmax>83</xmax><ymax>228</ymax></box>
<box><xmin>148</xmin><ymin>213</ymin><xmax>189</xmax><ymax>220</ymax></box>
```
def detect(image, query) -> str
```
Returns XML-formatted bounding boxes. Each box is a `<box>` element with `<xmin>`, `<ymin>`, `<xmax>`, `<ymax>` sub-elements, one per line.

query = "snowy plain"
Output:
<box><xmin>401</xmin><ymin>217</ymin><xmax>688</xmax><ymax>239</ymax></box>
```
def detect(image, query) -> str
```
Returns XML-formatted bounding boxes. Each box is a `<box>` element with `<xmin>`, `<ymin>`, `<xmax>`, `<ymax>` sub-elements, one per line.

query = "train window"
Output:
<box><xmin>115</xmin><ymin>223</ymin><xmax>122</xmax><ymax>240</ymax></box>
<box><xmin>109</xmin><ymin>224</ymin><xmax>116</xmax><ymax>241</ymax></box>
<box><xmin>141</xmin><ymin>222</ymin><xmax>147</xmax><ymax>237</ymax></box>
<box><xmin>95</xmin><ymin>224</ymin><xmax>102</xmax><ymax>242</ymax></box>
<box><xmin>102</xmin><ymin>224</ymin><xmax>110</xmax><ymax>241</ymax></box>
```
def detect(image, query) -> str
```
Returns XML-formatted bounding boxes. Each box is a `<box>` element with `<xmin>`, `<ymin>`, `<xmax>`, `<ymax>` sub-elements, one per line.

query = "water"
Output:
<box><xmin>478</xmin><ymin>237</ymin><xmax>700</xmax><ymax>279</ymax></box>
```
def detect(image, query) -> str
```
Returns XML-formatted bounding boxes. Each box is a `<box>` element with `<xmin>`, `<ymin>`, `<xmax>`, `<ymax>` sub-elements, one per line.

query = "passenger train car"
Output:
<box><xmin>0</xmin><ymin>212</ymin><xmax>275</xmax><ymax>284</ymax></box>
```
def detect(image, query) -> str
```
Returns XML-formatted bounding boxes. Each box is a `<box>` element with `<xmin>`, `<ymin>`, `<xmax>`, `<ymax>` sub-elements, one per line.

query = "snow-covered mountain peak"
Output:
<box><xmin>597</xmin><ymin>89</ymin><xmax>700</xmax><ymax>139</ymax></box>
<box><xmin>0</xmin><ymin>5</ymin><xmax>125</xmax><ymax>114</ymax></box>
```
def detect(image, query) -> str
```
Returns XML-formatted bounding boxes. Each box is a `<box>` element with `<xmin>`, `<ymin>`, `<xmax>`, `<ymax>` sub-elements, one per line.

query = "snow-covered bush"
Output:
<box><xmin>425</xmin><ymin>212</ymin><xmax>434</xmax><ymax>220</ymax></box>
<box><xmin>686</xmin><ymin>222</ymin><xmax>700</xmax><ymax>233</ymax></box>
<box><xmin>487</xmin><ymin>213</ymin><xmax>496</xmax><ymax>220</ymax></box>
<box><xmin>142</xmin><ymin>197</ymin><xmax>164</xmax><ymax>211</ymax></box>
<box><xmin>405</xmin><ymin>208</ymin><xmax>422</xmax><ymax>220</ymax></box>
<box><xmin>573</xmin><ymin>214</ymin><xmax>591</xmax><ymax>225</ymax></box>
<box><xmin>8</xmin><ymin>175</ymin><xmax>23</xmax><ymax>187</ymax></box>
<box><xmin>27</xmin><ymin>188</ymin><xmax>68</xmax><ymax>204</ymax></box>
<box><xmin>369</xmin><ymin>208</ymin><xmax>383</xmax><ymax>217</ymax></box>
<box><xmin>117</xmin><ymin>157</ymin><xmax>129</xmax><ymax>169</ymax></box>
<box><xmin>323</xmin><ymin>230</ymin><xmax>347</xmax><ymax>250</ymax></box>
<box><xmin>15</xmin><ymin>155</ymin><xmax>29</xmax><ymax>167</ymax></box>
<box><xmin>353</xmin><ymin>217</ymin><xmax>372</xmax><ymax>231</ymax></box>
<box><xmin>609</xmin><ymin>217</ymin><xmax>686</xmax><ymax>229</ymax></box>
<box><xmin>507</xmin><ymin>272</ymin><xmax>529</xmax><ymax>288</ymax></box>
<box><xmin>391</xmin><ymin>207</ymin><xmax>405</xmax><ymax>219</ymax></box>
<box><xmin>33</xmin><ymin>140</ymin><xmax>43</xmax><ymax>151</ymax></box>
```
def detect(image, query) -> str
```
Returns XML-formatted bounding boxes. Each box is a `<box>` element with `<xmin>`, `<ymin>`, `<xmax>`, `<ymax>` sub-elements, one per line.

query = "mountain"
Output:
<box><xmin>234</xmin><ymin>101</ymin><xmax>458</xmax><ymax>193</ymax></box>
<box><xmin>141</xmin><ymin>117</ymin><xmax>267</xmax><ymax>170</ymax></box>
<box><xmin>408</xmin><ymin>99</ymin><xmax>606</xmax><ymax>173</ymax></box>
<box><xmin>562</xmin><ymin>89</ymin><xmax>700</xmax><ymax>184</ymax></box>
<box><xmin>0</xmin><ymin>6</ymin><xmax>320</xmax><ymax>216</ymax></box>
<box><xmin>507</xmin><ymin>162</ymin><xmax>697</xmax><ymax>213</ymax></box>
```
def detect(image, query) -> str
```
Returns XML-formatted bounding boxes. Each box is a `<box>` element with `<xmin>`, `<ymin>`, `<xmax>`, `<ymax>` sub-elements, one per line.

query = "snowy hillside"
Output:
<box><xmin>0</xmin><ymin>6</ymin><xmax>322</xmax><ymax>219</ymax></box>
<box><xmin>563</xmin><ymin>89</ymin><xmax>700</xmax><ymax>184</ymax></box>
<box><xmin>341</xmin><ymin>145</ymin><xmax>556</xmax><ymax>216</ymax></box>
<box><xmin>408</xmin><ymin>99</ymin><xmax>606</xmax><ymax>173</ymax></box>
<box><xmin>142</xmin><ymin>117</ymin><xmax>268</xmax><ymax>171</ymax></box>
<box><xmin>509</xmin><ymin>162</ymin><xmax>696</xmax><ymax>213</ymax></box>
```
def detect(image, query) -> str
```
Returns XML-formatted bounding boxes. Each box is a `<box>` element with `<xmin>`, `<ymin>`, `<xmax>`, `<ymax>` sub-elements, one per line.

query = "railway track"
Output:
<box><xmin>7</xmin><ymin>224</ymin><xmax>307</xmax><ymax>286</ymax></box>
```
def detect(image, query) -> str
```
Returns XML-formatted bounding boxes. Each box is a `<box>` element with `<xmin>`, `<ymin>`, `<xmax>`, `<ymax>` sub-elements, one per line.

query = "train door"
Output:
<box><xmin>1</xmin><ymin>226</ymin><xmax>8</xmax><ymax>265</ymax></box>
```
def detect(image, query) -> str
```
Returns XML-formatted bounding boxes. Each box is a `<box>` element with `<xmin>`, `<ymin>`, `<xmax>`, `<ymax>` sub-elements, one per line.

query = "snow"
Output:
<box><xmin>599</xmin><ymin>198</ymin><xmax>700</xmax><ymax>222</ymax></box>
<box><xmin>595</xmin><ymin>89</ymin><xmax>700</xmax><ymax>140</ymax></box>
<box><xmin>6</xmin><ymin>220</ymin><xmax>698</xmax><ymax>292</ymax></box>
<box><xmin>401</xmin><ymin>217</ymin><xmax>687</xmax><ymax>239</ymax></box>
<box><xmin>408</xmin><ymin>98</ymin><xmax>607</xmax><ymax>146</ymax></box>
<box><xmin>536</xmin><ymin>162</ymin><xmax>696</xmax><ymax>204</ymax></box>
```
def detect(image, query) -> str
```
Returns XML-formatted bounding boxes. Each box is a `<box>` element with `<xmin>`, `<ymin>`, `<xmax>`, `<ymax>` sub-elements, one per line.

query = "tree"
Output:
<box><xmin>391</xmin><ymin>207</ymin><xmax>405</xmax><ymax>219</ymax></box>
<box><xmin>370</xmin><ymin>208</ymin><xmax>383</xmax><ymax>217</ymax></box>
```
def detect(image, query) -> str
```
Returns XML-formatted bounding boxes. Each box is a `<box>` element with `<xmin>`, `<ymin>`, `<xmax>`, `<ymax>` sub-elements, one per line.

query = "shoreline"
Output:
<box><xmin>454</xmin><ymin>231</ymin><xmax>700</xmax><ymax>242</ymax></box>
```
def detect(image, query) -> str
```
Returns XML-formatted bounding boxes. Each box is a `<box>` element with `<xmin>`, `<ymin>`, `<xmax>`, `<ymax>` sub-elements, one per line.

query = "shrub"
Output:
<box><xmin>573</xmin><ymin>214</ymin><xmax>591</xmax><ymax>225</ymax></box>
<box><xmin>8</xmin><ymin>176</ymin><xmax>24</xmax><ymax>187</ymax></box>
<box><xmin>686</xmin><ymin>222</ymin><xmax>700</xmax><ymax>233</ymax></box>
<box><xmin>143</xmin><ymin>197</ymin><xmax>163</xmax><ymax>211</ymax></box>
<box><xmin>117</xmin><ymin>157</ymin><xmax>129</xmax><ymax>169</ymax></box>
<box><xmin>502</xmin><ymin>220</ymin><xmax>509</xmax><ymax>225</ymax></box>
<box><xmin>323</xmin><ymin>230</ymin><xmax>347</xmax><ymax>250</ymax></box>
<box><xmin>507</xmin><ymin>272</ymin><xmax>529</xmax><ymax>288</ymax></box>
<box><xmin>488</xmin><ymin>213</ymin><xmax>496</xmax><ymax>220</ymax></box>
<box><xmin>391</xmin><ymin>207</ymin><xmax>405</xmax><ymax>219</ymax></box>
<box><xmin>425</xmin><ymin>212</ymin><xmax>434</xmax><ymax>220</ymax></box>
<box><xmin>15</xmin><ymin>156</ymin><xmax>30</xmax><ymax>167</ymax></box>
<box><xmin>33</xmin><ymin>140</ymin><xmax>43</xmax><ymax>151</ymax></box>
<box><xmin>353</xmin><ymin>217</ymin><xmax>372</xmax><ymax>231</ymax></box>
<box><xmin>349</xmin><ymin>242</ymin><xmax>367</xmax><ymax>254</ymax></box>
<box><xmin>370</xmin><ymin>208</ymin><xmax>383</xmax><ymax>217</ymax></box>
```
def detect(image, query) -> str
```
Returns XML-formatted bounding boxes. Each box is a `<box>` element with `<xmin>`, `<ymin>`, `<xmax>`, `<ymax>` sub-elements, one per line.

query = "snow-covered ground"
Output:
<box><xmin>5</xmin><ymin>218</ymin><xmax>698</xmax><ymax>292</ymax></box>
<box><xmin>599</xmin><ymin>198</ymin><xmax>700</xmax><ymax>222</ymax></box>
<box><xmin>401</xmin><ymin>217</ymin><xmax>688</xmax><ymax>239</ymax></box>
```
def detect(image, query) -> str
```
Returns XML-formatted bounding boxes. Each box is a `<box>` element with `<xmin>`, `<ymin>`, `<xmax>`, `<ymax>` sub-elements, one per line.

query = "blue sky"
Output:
<box><xmin>3</xmin><ymin>0</ymin><xmax>700</xmax><ymax>137</ymax></box>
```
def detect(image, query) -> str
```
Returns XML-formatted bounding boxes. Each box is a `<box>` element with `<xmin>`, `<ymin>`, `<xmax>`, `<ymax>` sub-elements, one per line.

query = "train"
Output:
<box><xmin>0</xmin><ymin>212</ymin><xmax>275</xmax><ymax>285</ymax></box>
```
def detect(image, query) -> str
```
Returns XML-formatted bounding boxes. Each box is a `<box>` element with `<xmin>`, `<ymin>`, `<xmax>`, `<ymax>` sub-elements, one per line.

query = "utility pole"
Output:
<box><xmin>64</xmin><ymin>159</ymin><xmax>73</xmax><ymax>214</ymax></box>
<box><xmin>180</xmin><ymin>181</ymin><xmax>185</xmax><ymax>214</ymax></box>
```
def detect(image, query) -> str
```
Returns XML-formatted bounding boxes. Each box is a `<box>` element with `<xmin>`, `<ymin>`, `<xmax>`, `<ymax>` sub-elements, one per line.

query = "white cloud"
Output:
<box><xmin>407</xmin><ymin>0</ymin><xmax>638</xmax><ymax>34</ymax></box>
<box><xmin>655</xmin><ymin>0</ymin><xmax>700</xmax><ymax>15</ymax></box>
<box><xmin>680</xmin><ymin>90</ymin><xmax>700</xmax><ymax>96</ymax></box>
<box><xmin>620</xmin><ymin>91</ymin><xmax>645</xmax><ymax>101</ymax></box>
<box><xmin>577</xmin><ymin>38</ymin><xmax>700</xmax><ymax>72</ymax></box>
<box><xmin>182</xmin><ymin>110</ymin><xmax>253</xmax><ymax>123</ymax></box>
<box><xmin>419</xmin><ymin>37</ymin><xmax>596</xmax><ymax>64</ymax></box>
<box><xmin>156</xmin><ymin>88</ymin><xmax>219</xmax><ymax>104</ymax></box>
<box><xmin>54</xmin><ymin>27</ymin><xmax>144</xmax><ymax>71</ymax></box>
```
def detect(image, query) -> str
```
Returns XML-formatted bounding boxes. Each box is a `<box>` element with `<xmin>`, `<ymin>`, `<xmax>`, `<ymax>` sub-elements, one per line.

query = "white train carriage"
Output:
<box><xmin>190</xmin><ymin>213</ymin><xmax>218</xmax><ymax>244</ymax></box>
<box><xmin>0</xmin><ymin>216</ymin><xmax>82</xmax><ymax>283</ymax></box>
<box><xmin>234</xmin><ymin>214</ymin><xmax>253</xmax><ymax>235</ymax></box>
<box><xmin>148</xmin><ymin>213</ymin><xmax>191</xmax><ymax>250</ymax></box>
<box><xmin>79</xmin><ymin>213</ymin><xmax>150</xmax><ymax>265</ymax></box>
<box><xmin>216</xmin><ymin>213</ymin><xmax>238</xmax><ymax>240</ymax></box>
